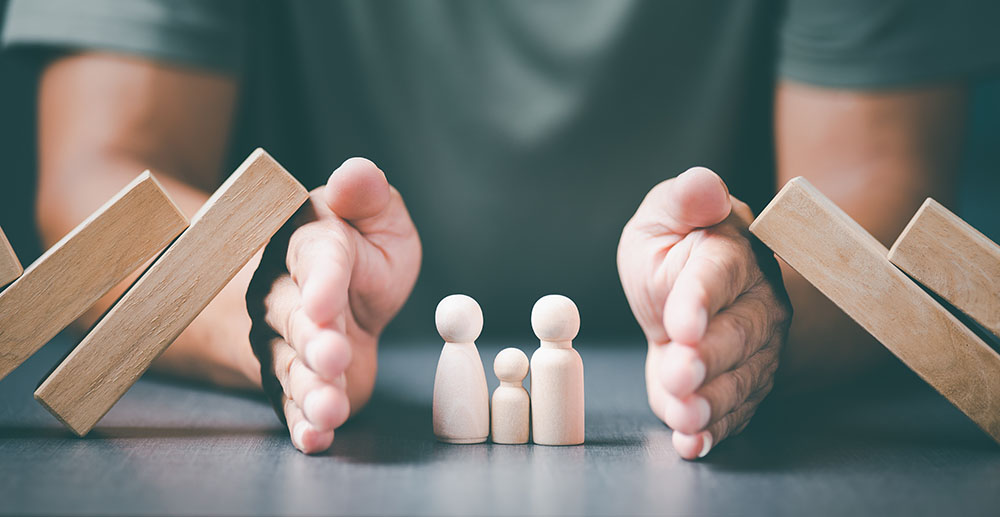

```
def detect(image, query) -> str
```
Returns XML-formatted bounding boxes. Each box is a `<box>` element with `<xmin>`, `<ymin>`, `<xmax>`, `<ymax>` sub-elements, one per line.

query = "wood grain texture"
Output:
<box><xmin>0</xmin><ymin>226</ymin><xmax>21</xmax><ymax>287</ymax></box>
<box><xmin>0</xmin><ymin>172</ymin><xmax>187</xmax><ymax>380</ymax></box>
<box><xmin>749</xmin><ymin>177</ymin><xmax>1000</xmax><ymax>444</ymax></box>
<box><xmin>888</xmin><ymin>198</ymin><xmax>1000</xmax><ymax>337</ymax></box>
<box><xmin>35</xmin><ymin>149</ymin><xmax>308</xmax><ymax>436</ymax></box>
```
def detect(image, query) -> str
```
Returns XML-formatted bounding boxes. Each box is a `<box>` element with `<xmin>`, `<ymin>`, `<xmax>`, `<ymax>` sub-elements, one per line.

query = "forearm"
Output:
<box><xmin>36</xmin><ymin>154</ymin><xmax>262</xmax><ymax>389</ymax></box>
<box><xmin>36</xmin><ymin>52</ymin><xmax>257</xmax><ymax>389</ymax></box>
<box><xmin>773</xmin><ymin>80</ymin><xmax>966</xmax><ymax>383</ymax></box>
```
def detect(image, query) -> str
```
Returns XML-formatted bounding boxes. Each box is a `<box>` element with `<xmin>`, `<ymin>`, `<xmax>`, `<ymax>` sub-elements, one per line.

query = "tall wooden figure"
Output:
<box><xmin>491</xmin><ymin>348</ymin><xmax>530</xmax><ymax>444</ymax></box>
<box><xmin>530</xmin><ymin>294</ymin><xmax>585</xmax><ymax>445</ymax></box>
<box><xmin>433</xmin><ymin>294</ymin><xmax>490</xmax><ymax>444</ymax></box>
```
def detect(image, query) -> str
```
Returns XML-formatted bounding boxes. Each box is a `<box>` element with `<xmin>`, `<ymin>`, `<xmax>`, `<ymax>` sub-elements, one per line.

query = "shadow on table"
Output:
<box><xmin>321</xmin><ymin>386</ymin><xmax>439</xmax><ymax>465</ymax></box>
<box><xmin>700</xmin><ymin>365</ymin><xmax>999</xmax><ymax>473</ymax></box>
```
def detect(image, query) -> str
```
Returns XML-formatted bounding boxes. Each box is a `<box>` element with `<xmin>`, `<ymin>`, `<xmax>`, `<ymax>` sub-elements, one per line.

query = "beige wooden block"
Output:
<box><xmin>749</xmin><ymin>177</ymin><xmax>1000</xmax><ymax>444</ymax></box>
<box><xmin>0</xmin><ymin>173</ymin><xmax>187</xmax><ymax>380</ymax></box>
<box><xmin>888</xmin><ymin>198</ymin><xmax>1000</xmax><ymax>338</ymax></box>
<box><xmin>0</xmin><ymin>226</ymin><xmax>22</xmax><ymax>287</ymax></box>
<box><xmin>491</xmin><ymin>347</ymin><xmax>530</xmax><ymax>444</ymax></box>
<box><xmin>35</xmin><ymin>149</ymin><xmax>308</xmax><ymax>436</ymax></box>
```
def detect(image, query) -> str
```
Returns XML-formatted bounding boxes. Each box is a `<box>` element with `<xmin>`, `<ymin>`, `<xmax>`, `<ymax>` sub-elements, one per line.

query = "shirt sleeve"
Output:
<box><xmin>779</xmin><ymin>0</ymin><xmax>1000</xmax><ymax>88</ymax></box>
<box><xmin>1</xmin><ymin>0</ymin><xmax>246</xmax><ymax>74</ymax></box>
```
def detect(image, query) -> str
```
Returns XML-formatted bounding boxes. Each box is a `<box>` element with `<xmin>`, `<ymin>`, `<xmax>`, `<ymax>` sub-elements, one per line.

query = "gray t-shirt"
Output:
<box><xmin>4</xmin><ymin>0</ymin><xmax>999</xmax><ymax>339</ymax></box>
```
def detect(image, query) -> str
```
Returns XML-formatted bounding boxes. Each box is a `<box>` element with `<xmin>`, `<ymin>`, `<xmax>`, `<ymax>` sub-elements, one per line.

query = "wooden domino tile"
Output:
<box><xmin>0</xmin><ymin>226</ymin><xmax>22</xmax><ymax>287</ymax></box>
<box><xmin>0</xmin><ymin>172</ymin><xmax>188</xmax><ymax>380</ymax></box>
<box><xmin>749</xmin><ymin>177</ymin><xmax>1000</xmax><ymax>444</ymax></box>
<box><xmin>35</xmin><ymin>149</ymin><xmax>309</xmax><ymax>436</ymax></box>
<box><xmin>888</xmin><ymin>198</ymin><xmax>1000</xmax><ymax>338</ymax></box>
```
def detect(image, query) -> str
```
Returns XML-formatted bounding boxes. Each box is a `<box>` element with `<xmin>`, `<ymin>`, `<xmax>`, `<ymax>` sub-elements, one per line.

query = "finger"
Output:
<box><xmin>286</xmin><ymin>218</ymin><xmax>355</xmax><ymax>327</ymax></box>
<box><xmin>325</xmin><ymin>158</ymin><xmax>421</xmax><ymax>259</ymax></box>
<box><xmin>286</xmin><ymin>357</ymin><xmax>351</xmax><ymax>430</ymax></box>
<box><xmin>672</xmin><ymin>396</ymin><xmax>762</xmax><ymax>460</ymax></box>
<box><xmin>273</xmin><ymin>338</ymin><xmax>351</xmax><ymax>431</ymax></box>
<box><xmin>659</xmin><ymin>291</ymin><xmax>776</xmax><ymax>397</ymax></box>
<box><xmin>264</xmin><ymin>275</ymin><xmax>352</xmax><ymax>380</ymax></box>
<box><xmin>636</xmin><ymin>167</ymin><xmax>732</xmax><ymax>234</ymax></box>
<box><xmin>662</xmin><ymin>343</ymin><xmax>778</xmax><ymax>435</ymax></box>
<box><xmin>284</xmin><ymin>397</ymin><xmax>335</xmax><ymax>454</ymax></box>
<box><xmin>324</xmin><ymin>157</ymin><xmax>391</xmax><ymax>222</ymax></box>
<box><xmin>663</xmin><ymin>230</ymin><xmax>761</xmax><ymax>345</ymax></box>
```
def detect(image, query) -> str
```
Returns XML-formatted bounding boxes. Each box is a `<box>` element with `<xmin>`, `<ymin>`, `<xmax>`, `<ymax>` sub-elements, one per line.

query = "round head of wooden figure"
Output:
<box><xmin>435</xmin><ymin>294</ymin><xmax>484</xmax><ymax>343</ymax></box>
<box><xmin>494</xmin><ymin>347</ymin><xmax>529</xmax><ymax>382</ymax></box>
<box><xmin>531</xmin><ymin>294</ymin><xmax>580</xmax><ymax>344</ymax></box>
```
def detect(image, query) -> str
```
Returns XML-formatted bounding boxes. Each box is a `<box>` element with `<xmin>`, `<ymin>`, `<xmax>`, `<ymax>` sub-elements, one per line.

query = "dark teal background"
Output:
<box><xmin>1</xmin><ymin>0</ymin><xmax>996</xmax><ymax>340</ymax></box>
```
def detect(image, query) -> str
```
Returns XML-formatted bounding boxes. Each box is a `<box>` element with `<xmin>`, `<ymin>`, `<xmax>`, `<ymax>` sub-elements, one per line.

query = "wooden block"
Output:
<box><xmin>749</xmin><ymin>177</ymin><xmax>1000</xmax><ymax>444</ymax></box>
<box><xmin>35</xmin><ymin>149</ymin><xmax>308</xmax><ymax>436</ymax></box>
<box><xmin>888</xmin><ymin>198</ymin><xmax>1000</xmax><ymax>338</ymax></box>
<box><xmin>0</xmin><ymin>173</ymin><xmax>187</xmax><ymax>380</ymax></box>
<box><xmin>0</xmin><ymin>226</ymin><xmax>22</xmax><ymax>287</ymax></box>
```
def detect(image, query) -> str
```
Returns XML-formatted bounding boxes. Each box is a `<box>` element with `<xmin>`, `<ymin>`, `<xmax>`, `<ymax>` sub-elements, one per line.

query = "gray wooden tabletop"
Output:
<box><xmin>1</xmin><ymin>333</ymin><xmax>997</xmax><ymax>516</ymax></box>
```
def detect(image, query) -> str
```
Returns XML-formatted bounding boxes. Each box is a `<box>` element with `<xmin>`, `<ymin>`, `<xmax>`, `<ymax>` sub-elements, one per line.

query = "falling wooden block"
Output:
<box><xmin>749</xmin><ymin>177</ymin><xmax>1000</xmax><ymax>444</ymax></box>
<box><xmin>0</xmin><ymin>226</ymin><xmax>22</xmax><ymax>287</ymax></box>
<box><xmin>35</xmin><ymin>149</ymin><xmax>309</xmax><ymax>436</ymax></box>
<box><xmin>888</xmin><ymin>198</ymin><xmax>1000</xmax><ymax>338</ymax></box>
<box><xmin>0</xmin><ymin>173</ymin><xmax>187</xmax><ymax>380</ymax></box>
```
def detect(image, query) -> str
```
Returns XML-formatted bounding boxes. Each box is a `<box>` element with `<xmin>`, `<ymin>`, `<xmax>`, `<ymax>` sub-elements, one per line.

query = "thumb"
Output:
<box><xmin>324</xmin><ymin>157</ymin><xmax>392</xmax><ymax>225</ymax></box>
<box><xmin>646</xmin><ymin>167</ymin><xmax>732</xmax><ymax>234</ymax></box>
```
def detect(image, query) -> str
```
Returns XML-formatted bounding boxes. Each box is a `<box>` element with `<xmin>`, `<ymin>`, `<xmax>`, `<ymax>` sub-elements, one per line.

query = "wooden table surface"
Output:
<box><xmin>1</xmin><ymin>334</ymin><xmax>998</xmax><ymax>516</ymax></box>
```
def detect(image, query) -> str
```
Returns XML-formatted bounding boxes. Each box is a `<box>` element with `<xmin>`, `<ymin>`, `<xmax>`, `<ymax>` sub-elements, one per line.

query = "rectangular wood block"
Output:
<box><xmin>0</xmin><ymin>172</ymin><xmax>187</xmax><ymax>380</ymax></box>
<box><xmin>35</xmin><ymin>149</ymin><xmax>308</xmax><ymax>436</ymax></box>
<box><xmin>888</xmin><ymin>198</ymin><xmax>1000</xmax><ymax>338</ymax></box>
<box><xmin>749</xmin><ymin>177</ymin><xmax>1000</xmax><ymax>443</ymax></box>
<box><xmin>0</xmin><ymin>226</ymin><xmax>22</xmax><ymax>287</ymax></box>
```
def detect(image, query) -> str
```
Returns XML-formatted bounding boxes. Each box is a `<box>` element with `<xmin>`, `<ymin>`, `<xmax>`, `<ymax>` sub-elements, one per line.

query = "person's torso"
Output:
<box><xmin>229</xmin><ymin>0</ymin><xmax>782</xmax><ymax>340</ymax></box>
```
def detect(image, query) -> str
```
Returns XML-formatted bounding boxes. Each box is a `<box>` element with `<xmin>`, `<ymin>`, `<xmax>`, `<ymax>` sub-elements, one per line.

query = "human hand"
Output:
<box><xmin>617</xmin><ymin>167</ymin><xmax>791</xmax><ymax>459</ymax></box>
<box><xmin>247</xmin><ymin>158</ymin><xmax>421</xmax><ymax>453</ymax></box>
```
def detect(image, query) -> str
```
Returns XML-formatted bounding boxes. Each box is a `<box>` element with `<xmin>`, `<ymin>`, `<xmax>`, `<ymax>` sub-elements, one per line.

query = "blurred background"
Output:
<box><xmin>0</xmin><ymin>0</ymin><xmax>997</xmax><ymax>344</ymax></box>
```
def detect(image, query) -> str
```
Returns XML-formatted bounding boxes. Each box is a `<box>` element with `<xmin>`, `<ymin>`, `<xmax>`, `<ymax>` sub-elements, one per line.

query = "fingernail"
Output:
<box><xmin>661</xmin><ymin>346</ymin><xmax>706</xmax><ymax>396</ymax></box>
<box><xmin>304</xmin><ymin>336</ymin><xmax>326</xmax><ymax>372</ymax></box>
<box><xmin>693</xmin><ymin>307</ymin><xmax>708</xmax><ymax>341</ymax></box>
<box><xmin>687</xmin><ymin>357</ymin><xmax>706</xmax><ymax>394</ymax></box>
<box><xmin>303</xmin><ymin>391</ymin><xmax>322</xmax><ymax>424</ymax></box>
<box><xmin>694</xmin><ymin>396</ymin><xmax>711</xmax><ymax>429</ymax></box>
<box><xmin>293</xmin><ymin>421</ymin><xmax>309</xmax><ymax>449</ymax></box>
<box><xmin>698</xmin><ymin>431</ymin><xmax>713</xmax><ymax>458</ymax></box>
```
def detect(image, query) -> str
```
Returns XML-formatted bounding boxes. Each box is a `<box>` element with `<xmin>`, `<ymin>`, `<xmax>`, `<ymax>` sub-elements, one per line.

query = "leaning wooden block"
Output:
<box><xmin>0</xmin><ymin>173</ymin><xmax>187</xmax><ymax>380</ymax></box>
<box><xmin>36</xmin><ymin>149</ymin><xmax>308</xmax><ymax>436</ymax></box>
<box><xmin>749</xmin><ymin>177</ymin><xmax>1000</xmax><ymax>444</ymax></box>
<box><xmin>888</xmin><ymin>198</ymin><xmax>1000</xmax><ymax>338</ymax></box>
<box><xmin>0</xmin><ymin>226</ymin><xmax>22</xmax><ymax>287</ymax></box>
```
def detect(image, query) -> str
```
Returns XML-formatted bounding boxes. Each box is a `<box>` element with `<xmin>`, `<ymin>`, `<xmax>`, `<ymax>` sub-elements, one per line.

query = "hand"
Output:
<box><xmin>617</xmin><ymin>167</ymin><xmax>791</xmax><ymax>459</ymax></box>
<box><xmin>247</xmin><ymin>158</ymin><xmax>421</xmax><ymax>453</ymax></box>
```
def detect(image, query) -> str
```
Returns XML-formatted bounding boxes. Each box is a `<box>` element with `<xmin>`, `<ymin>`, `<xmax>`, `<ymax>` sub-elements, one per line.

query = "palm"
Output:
<box><xmin>248</xmin><ymin>158</ymin><xmax>420</xmax><ymax>453</ymax></box>
<box><xmin>619</xmin><ymin>167</ymin><xmax>790</xmax><ymax>460</ymax></box>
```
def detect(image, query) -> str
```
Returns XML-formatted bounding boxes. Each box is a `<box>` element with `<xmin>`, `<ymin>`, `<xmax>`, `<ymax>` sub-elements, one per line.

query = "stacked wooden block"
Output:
<box><xmin>0</xmin><ymin>149</ymin><xmax>308</xmax><ymax>436</ymax></box>
<box><xmin>750</xmin><ymin>178</ymin><xmax>1000</xmax><ymax>443</ymax></box>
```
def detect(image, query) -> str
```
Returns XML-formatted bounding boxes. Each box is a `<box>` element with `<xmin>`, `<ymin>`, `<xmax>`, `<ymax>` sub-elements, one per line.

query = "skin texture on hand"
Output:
<box><xmin>618</xmin><ymin>167</ymin><xmax>792</xmax><ymax>460</ymax></box>
<box><xmin>247</xmin><ymin>158</ymin><xmax>421</xmax><ymax>453</ymax></box>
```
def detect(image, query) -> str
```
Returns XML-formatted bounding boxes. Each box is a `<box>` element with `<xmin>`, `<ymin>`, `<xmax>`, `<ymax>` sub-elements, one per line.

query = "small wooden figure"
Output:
<box><xmin>433</xmin><ymin>294</ymin><xmax>490</xmax><ymax>444</ymax></box>
<box><xmin>530</xmin><ymin>294</ymin><xmax>584</xmax><ymax>446</ymax></box>
<box><xmin>491</xmin><ymin>348</ymin><xmax>529</xmax><ymax>444</ymax></box>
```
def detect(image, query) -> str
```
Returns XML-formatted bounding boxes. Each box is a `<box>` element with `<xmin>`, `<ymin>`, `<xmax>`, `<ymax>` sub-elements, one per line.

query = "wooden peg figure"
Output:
<box><xmin>432</xmin><ymin>294</ymin><xmax>490</xmax><ymax>444</ymax></box>
<box><xmin>529</xmin><ymin>294</ymin><xmax>585</xmax><ymax>445</ymax></box>
<box><xmin>491</xmin><ymin>348</ymin><xmax>530</xmax><ymax>444</ymax></box>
